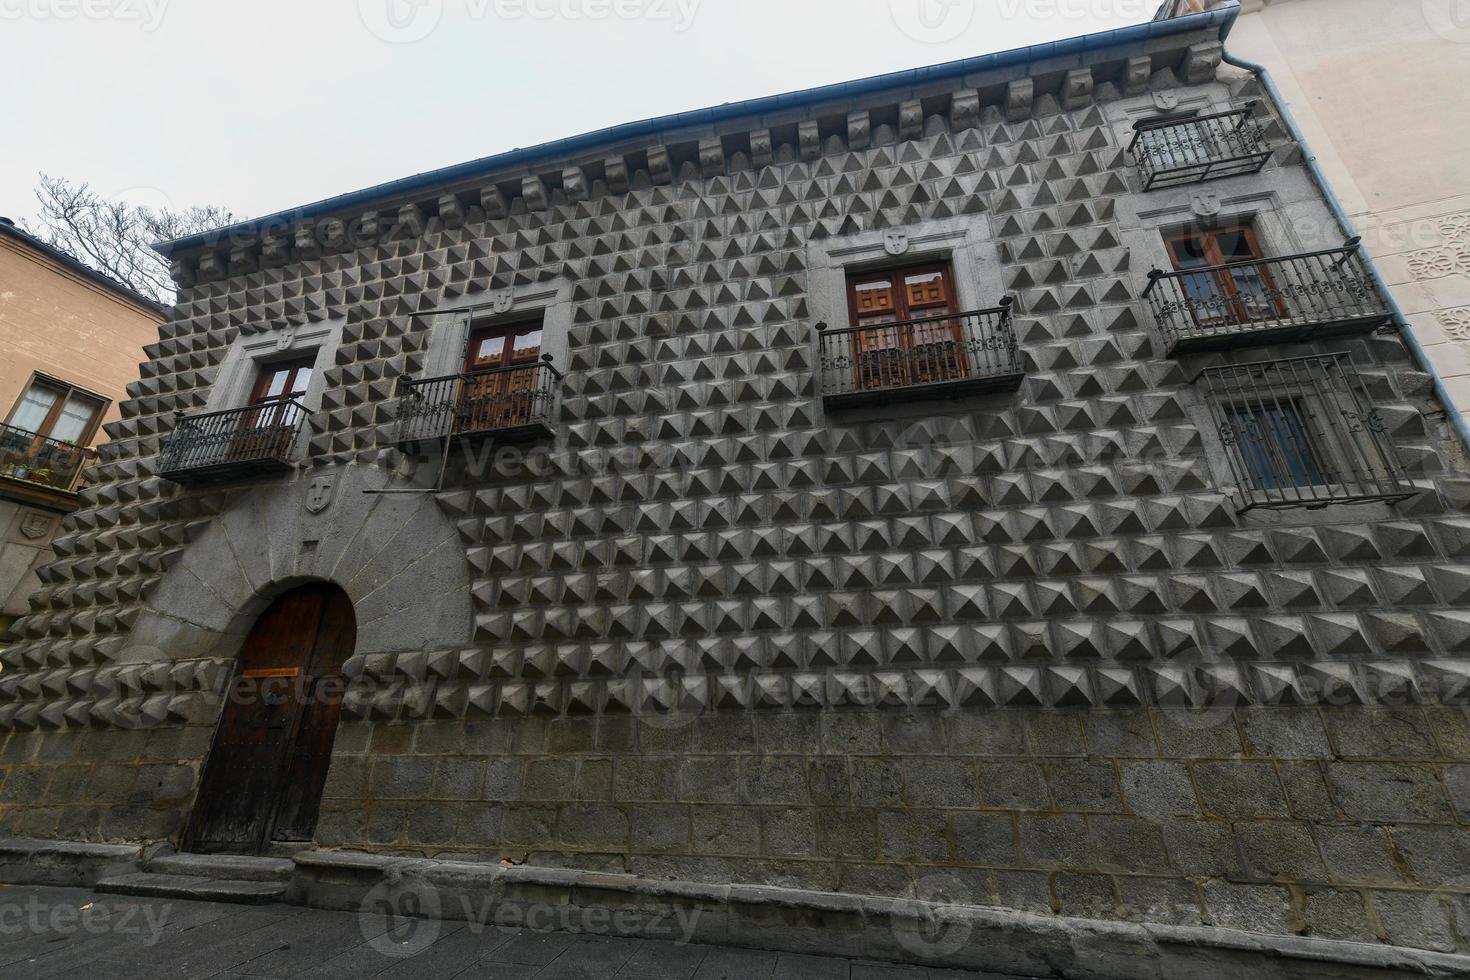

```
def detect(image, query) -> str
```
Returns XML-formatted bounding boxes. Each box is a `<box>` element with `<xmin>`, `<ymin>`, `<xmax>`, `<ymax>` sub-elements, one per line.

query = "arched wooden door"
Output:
<box><xmin>187</xmin><ymin>582</ymin><xmax>356</xmax><ymax>854</ymax></box>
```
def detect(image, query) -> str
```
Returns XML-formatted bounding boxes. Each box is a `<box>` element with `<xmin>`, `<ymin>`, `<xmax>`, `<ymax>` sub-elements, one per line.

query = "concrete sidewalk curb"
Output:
<box><xmin>1</xmin><ymin>837</ymin><xmax>1468</xmax><ymax>978</ymax></box>
<box><xmin>0</xmin><ymin>836</ymin><xmax>142</xmax><ymax>888</ymax></box>
<box><xmin>285</xmin><ymin>849</ymin><xmax>1470</xmax><ymax>979</ymax></box>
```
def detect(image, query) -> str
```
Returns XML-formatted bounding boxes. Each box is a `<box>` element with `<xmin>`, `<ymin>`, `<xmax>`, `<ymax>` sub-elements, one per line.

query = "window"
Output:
<box><xmin>248</xmin><ymin>357</ymin><xmax>313</xmax><ymax>407</ymax></box>
<box><xmin>1132</xmin><ymin>111</ymin><xmax>1201</xmax><ymax>172</ymax></box>
<box><xmin>6</xmin><ymin>376</ymin><xmax>106</xmax><ymax>445</ymax></box>
<box><xmin>1224</xmin><ymin>401</ymin><xmax>1324</xmax><ymax>490</ymax></box>
<box><xmin>845</xmin><ymin>262</ymin><xmax>967</xmax><ymax>390</ymax></box>
<box><xmin>1198</xmin><ymin>353</ymin><xmax>1414</xmax><ymax>510</ymax></box>
<box><xmin>1128</xmin><ymin>104</ymin><xmax>1275</xmax><ymax>190</ymax></box>
<box><xmin>1165</xmin><ymin>224</ymin><xmax>1284</xmax><ymax>326</ymax></box>
<box><xmin>813</xmin><ymin>257</ymin><xmax>1022</xmax><ymax>407</ymax></box>
<box><xmin>458</xmin><ymin>318</ymin><xmax>547</xmax><ymax>432</ymax></box>
<box><xmin>157</xmin><ymin>328</ymin><xmax>331</xmax><ymax>483</ymax></box>
<box><xmin>240</xmin><ymin>355</ymin><xmax>313</xmax><ymax>434</ymax></box>
<box><xmin>465</xmin><ymin>320</ymin><xmax>543</xmax><ymax>372</ymax></box>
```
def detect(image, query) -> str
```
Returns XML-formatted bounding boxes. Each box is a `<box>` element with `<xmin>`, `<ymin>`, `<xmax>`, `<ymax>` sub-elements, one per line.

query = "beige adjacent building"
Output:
<box><xmin>0</xmin><ymin>217</ymin><xmax>164</xmax><ymax>638</ymax></box>
<box><xmin>1174</xmin><ymin>0</ymin><xmax>1470</xmax><ymax>425</ymax></box>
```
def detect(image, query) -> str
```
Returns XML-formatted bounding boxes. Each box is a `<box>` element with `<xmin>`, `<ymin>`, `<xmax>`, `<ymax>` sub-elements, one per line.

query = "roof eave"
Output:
<box><xmin>0</xmin><ymin>220</ymin><xmax>170</xmax><ymax>318</ymax></box>
<box><xmin>153</xmin><ymin>2</ymin><xmax>1240</xmax><ymax>259</ymax></box>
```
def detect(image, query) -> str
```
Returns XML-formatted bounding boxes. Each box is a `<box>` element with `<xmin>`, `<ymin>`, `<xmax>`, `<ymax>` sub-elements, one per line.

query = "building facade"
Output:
<box><xmin>1165</xmin><ymin>0</ymin><xmax>1470</xmax><ymax>432</ymax></box>
<box><xmin>0</xmin><ymin>218</ymin><xmax>164</xmax><ymax>640</ymax></box>
<box><xmin>3</xmin><ymin>4</ymin><xmax>1470</xmax><ymax>970</ymax></box>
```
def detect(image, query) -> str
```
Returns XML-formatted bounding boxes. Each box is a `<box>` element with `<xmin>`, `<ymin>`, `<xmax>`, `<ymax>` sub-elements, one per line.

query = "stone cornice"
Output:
<box><xmin>166</xmin><ymin>34</ymin><xmax>1225</xmax><ymax>291</ymax></box>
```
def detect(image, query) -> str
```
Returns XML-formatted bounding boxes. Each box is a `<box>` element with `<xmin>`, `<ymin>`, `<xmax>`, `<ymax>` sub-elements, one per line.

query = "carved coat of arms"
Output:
<box><xmin>19</xmin><ymin>512</ymin><xmax>52</xmax><ymax>540</ymax></box>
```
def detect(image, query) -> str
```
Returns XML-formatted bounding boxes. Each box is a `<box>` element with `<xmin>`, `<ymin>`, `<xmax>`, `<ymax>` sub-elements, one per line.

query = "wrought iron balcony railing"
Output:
<box><xmin>1144</xmin><ymin>239</ymin><xmax>1391</xmax><ymax>355</ymax></box>
<box><xmin>816</xmin><ymin>299</ymin><xmax>1023</xmax><ymax>409</ymax></box>
<box><xmin>1129</xmin><ymin>103</ymin><xmax>1275</xmax><ymax>189</ymax></box>
<box><xmin>1198</xmin><ymin>352</ymin><xmax>1415</xmax><ymax>511</ymax></box>
<box><xmin>397</xmin><ymin>356</ymin><xmax>562</xmax><ymax>448</ymax></box>
<box><xmin>0</xmin><ymin>423</ymin><xmax>95</xmax><ymax>494</ymax></box>
<box><xmin>159</xmin><ymin>400</ymin><xmax>306</xmax><ymax>484</ymax></box>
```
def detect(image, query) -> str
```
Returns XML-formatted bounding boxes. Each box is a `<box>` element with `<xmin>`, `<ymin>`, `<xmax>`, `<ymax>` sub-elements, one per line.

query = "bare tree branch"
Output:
<box><xmin>23</xmin><ymin>174</ymin><xmax>244</xmax><ymax>305</ymax></box>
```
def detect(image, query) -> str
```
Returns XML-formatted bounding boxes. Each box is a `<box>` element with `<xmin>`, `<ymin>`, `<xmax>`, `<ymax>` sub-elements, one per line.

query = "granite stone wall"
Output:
<box><xmin>2</xmin><ymin>23</ymin><xmax>1470</xmax><ymax>954</ymax></box>
<box><xmin>315</xmin><ymin>705</ymin><xmax>1470</xmax><ymax>952</ymax></box>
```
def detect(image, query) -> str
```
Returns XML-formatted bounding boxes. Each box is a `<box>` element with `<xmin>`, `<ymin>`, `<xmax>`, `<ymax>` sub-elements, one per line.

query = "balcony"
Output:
<box><xmin>397</xmin><ymin>356</ymin><xmax>562</xmax><ymax>449</ymax></box>
<box><xmin>1198</xmin><ymin>353</ymin><xmax>1415</xmax><ymax>510</ymax></box>
<box><xmin>159</xmin><ymin>401</ymin><xmax>306</xmax><ymax>484</ymax></box>
<box><xmin>1129</xmin><ymin>103</ymin><xmax>1275</xmax><ymax>190</ymax></box>
<box><xmin>1144</xmin><ymin>240</ymin><xmax>1392</xmax><ymax>356</ymax></box>
<box><xmin>0</xmin><ymin>423</ymin><xmax>95</xmax><ymax>501</ymax></box>
<box><xmin>816</xmin><ymin>300</ymin><xmax>1024</xmax><ymax>410</ymax></box>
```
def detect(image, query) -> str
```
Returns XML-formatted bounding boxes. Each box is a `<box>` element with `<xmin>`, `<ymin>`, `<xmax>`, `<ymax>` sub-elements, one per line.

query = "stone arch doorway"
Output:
<box><xmin>185</xmin><ymin>582</ymin><xmax>356</xmax><ymax>855</ymax></box>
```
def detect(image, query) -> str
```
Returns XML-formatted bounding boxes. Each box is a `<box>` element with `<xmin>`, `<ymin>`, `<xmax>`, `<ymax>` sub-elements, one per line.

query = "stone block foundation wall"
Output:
<box><xmin>307</xmin><ymin>705</ymin><xmax>1470</xmax><ymax>953</ymax></box>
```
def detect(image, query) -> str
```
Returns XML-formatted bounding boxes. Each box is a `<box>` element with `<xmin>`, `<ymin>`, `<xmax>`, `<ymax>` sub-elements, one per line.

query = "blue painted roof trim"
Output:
<box><xmin>154</xmin><ymin>3</ymin><xmax>1240</xmax><ymax>257</ymax></box>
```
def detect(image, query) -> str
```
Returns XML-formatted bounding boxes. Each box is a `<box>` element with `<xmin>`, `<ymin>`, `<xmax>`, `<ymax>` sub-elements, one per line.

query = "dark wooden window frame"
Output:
<box><xmin>1163</xmin><ymin>222</ymin><xmax>1288</xmax><ymax>325</ymax></box>
<box><xmin>4</xmin><ymin>372</ymin><xmax>110</xmax><ymax>447</ymax></box>
<box><xmin>845</xmin><ymin>260</ymin><xmax>958</xmax><ymax>329</ymax></box>
<box><xmin>455</xmin><ymin>315</ymin><xmax>548</xmax><ymax>434</ymax></box>
<box><xmin>239</xmin><ymin>354</ymin><xmax>316</xmax><ymax>434</ymax></box>
<box><xmin>247</xmin><ymin>356</ymin><xmax>316</xmax><ymax>408</ymax></box>
<box><xmin>463</xmin><ymin>317</ymin><xmax>545</xmax><ymax>372</ymax></box>
<box><xmin>843</xmin><ymin>260</ymin><xmax>969</xmax><ymax>391</ymax></box>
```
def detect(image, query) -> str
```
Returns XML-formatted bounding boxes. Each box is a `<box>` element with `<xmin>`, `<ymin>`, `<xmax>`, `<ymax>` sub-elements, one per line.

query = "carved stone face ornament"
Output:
<box><xmin>305</xmin><ymin>476</ymin><xmax>336</xmax><ymax>515</ymax></box>
<box><xmin>1191</xmin><ymin>189</ymin><xmax>1222</xmax><ymax>218</ymax></box>
<box><xmin>883</xmin><ymin>231</ymin><xmax>910</xmax><ymax>256</ymax></box>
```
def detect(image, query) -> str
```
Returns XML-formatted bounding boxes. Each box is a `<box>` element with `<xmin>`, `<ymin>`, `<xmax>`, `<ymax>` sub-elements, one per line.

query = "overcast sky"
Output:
<box><xmin>1</xmin><ymin>0</ymin><xmax>1156</xmax><ymax>229</ymax></box>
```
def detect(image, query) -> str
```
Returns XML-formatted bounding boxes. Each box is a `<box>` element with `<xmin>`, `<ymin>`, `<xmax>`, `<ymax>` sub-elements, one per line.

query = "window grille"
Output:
<box><xmin>1197</xmin><ymin>352</ymin><xmax>1415</xmax><ymax>510</ymax></box>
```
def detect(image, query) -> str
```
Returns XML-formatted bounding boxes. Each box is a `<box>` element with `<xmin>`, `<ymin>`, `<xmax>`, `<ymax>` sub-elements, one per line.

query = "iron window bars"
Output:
<box><xmin>397</xmin><ymin>355</ymin><xmax>562</xmax><ymax>448</ymax></box>
<box><xmin>1129</xmin><ymin>102</ymin><xmax>1274</xmax><ymax>190</ymax></box>
<box><xmin>0</xmin><ymin>422</ymin><xmax>95</xmax><ymax>492</ymax></box>
<box><xmin>816</xmin><ymin>299</ymin><xmax>1023</xmax><ymax>409</ymax></box>
<box><xmin>1197</xmin><ymin>352</ymin><xmax>1414</xmax><ymax>510</ymax></box>
<box><xmin>1145</xmin><ymin>238</ymin><xmax>1391</xmax><ymax>355</ymax></box>
<box><xmin>159</xmin><ymin>400</ymin><xmax>307</xmax><ymax>483</ymax></box>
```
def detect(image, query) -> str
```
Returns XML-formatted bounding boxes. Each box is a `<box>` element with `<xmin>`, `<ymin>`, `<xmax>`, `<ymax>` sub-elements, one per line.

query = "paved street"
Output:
<box><xmin>0</xmin><ymin>885</ymin><xmax>1025</xmax><ymax>979</ymax></box>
